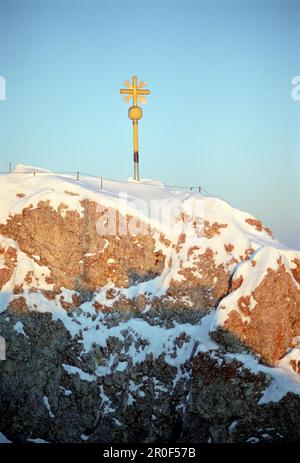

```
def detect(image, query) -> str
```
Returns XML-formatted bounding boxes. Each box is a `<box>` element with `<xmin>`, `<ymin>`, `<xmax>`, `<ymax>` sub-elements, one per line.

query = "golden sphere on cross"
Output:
<box><xmin>128</xmin><ymin>105</ymin><xmax>143</xmax><ymax>120</ymax></box>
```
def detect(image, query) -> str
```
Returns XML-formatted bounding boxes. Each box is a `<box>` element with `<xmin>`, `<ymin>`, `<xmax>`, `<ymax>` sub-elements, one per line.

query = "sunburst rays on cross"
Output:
<box><xmin>120</xmin><ymin>76</ymin><xmax>150</xmax><ymax>105</ymax></box>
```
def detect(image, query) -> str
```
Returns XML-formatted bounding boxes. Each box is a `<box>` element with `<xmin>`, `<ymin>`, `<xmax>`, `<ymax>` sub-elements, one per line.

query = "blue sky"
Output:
<box><xmin>0</xmin><ymin>0</ymin><xmax>299</xmax><ymax>248</ymax></box>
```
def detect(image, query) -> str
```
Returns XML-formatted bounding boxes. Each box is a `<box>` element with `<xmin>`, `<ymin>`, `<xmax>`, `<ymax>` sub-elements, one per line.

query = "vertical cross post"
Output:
<box><xmin>133</xmin><ymin>120</ymin><xmax>139</xmax><ymax>181</ymax></box>
<box><xmin>120</xmin><ymin>76</ymin><xmax>151</xmax><ymax>181</ymax></box>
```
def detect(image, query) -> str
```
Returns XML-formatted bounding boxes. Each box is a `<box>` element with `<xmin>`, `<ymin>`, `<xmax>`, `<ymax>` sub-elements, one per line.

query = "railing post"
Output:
<box><xmin>9</xmin><ymin>162</ymin><xmax>11</xmax><ymax>173</ymax></box>
<box><xmin>100</xmin><ymin>176</ymin><xmax>103</xmax><ymax>190</ymax></box>
<box><xmin>198</xmin><ymin>186</ymin><xmax>201</xmax><ymax>193</ymax></box>
<box><xmin>76</xmin><ymin>171</ymin><xmax>79</xmax><ymax>181</ymax></box>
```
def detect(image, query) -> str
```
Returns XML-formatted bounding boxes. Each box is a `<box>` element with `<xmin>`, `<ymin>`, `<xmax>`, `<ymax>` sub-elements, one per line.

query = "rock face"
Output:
<box><xmin>211</xmin><ymin>249</ymin><xmax>300</xmax><ymax>366</ymax></box>
<box><xmin>0</xmin><ymin>166</ymin><xmax>300</xmax><ymax>443</ymax></box>
<box><xmin>1</xmin><ymin>306</ymin><xmax>300</xmax><ymax>443</ymax></box>
<box><xmin>219</xmin><ymin>263</ymin><xmax>300</xmax><ymax>365</ymax></box>
<box><xmin>0</xmin><ymin>200</ymin><xmax>165</xmax><ymax>292</ymax></box>
<box><xmin>0</xmin><ymin>246</ymin><xmax>17</xmax><ymax>290</ymax></box>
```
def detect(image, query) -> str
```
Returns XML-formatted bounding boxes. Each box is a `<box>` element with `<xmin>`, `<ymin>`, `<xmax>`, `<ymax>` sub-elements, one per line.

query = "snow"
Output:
<box><xmin>8</xmin><ymin>279</ymin><xmax>300</xmax><ymax>405</ymax></box>
<box><xmin>0</xmin><ymin>164</ymin><xmax>279</xmax><ymax>252</ymax></box>
<box><xmin>59</xmin><ymin>288</ymin><xmax>78</xmax><ymax>304</ymax></box>
<box><xmin>127</xmin><ymin>177</ymin><xmax>165</xmax><ymax>187</ymax></box>
<box><xmin>115</xmin><ymin>361</ymin><xmax>127</xmax><ymax>372</ymax></box>
<box><xmin>279</xmin><ymin>347</ymin><xmax>300</xmax><ymax>375</ymax></box>
<box><xmin>60</xmin><ymin>386</ymin><xmax>72</xmax><ymax>396</ymax></box>
<box><xmin>27</xmin><ymin>438</ymin><xmax>49</xmax><ymax>443</ymax></box>
<box><xmin>42</xmin><ymin>396</ymin><xmax>55</xmax><ymax>418</ymax></box>
<box><xmin>128</xmin><ymin>379</ymin><xmax>143</xmax><ymax>397</ymax></box>
<box><xmin>0</xmin><ymin>432</ymin><xmax>12</xmax><ymax>443</ymax></box>
<box><xmin>0</xmin><ymin>236</ymin><xmax>53</xmax><ymax>314</ymax></box>
<box><xmin>13</xmin><ymin>321</ymin><xmax>28</xmax><ymax>338</ymax></box>
<box><xmin>127</xmin><ymin>393</ymin><xmax>135</xmax><ymax>406</ymax></box>
<box><xmin>247</xmin><ymin>437</ymin><xmax>260</xmax><ymax>443</ymax></box>
<box><xmin>14</xmin><ymin>164</ymin><xmax>51</xmax><ymax>174</ymax></box>
<box><xmin>228</xmin><ymin>420</ymin><xmax>238</xmax><ymax>432</ymax></box>
<box><xmin>113</xmin><ymin>418</ymin><xmax>122</xmax><ymax>427</ymax></box>
<box><xmin>99</xmin><ymin>385</ymin><xmax>115</xmax><ymax>415</ymax></box>
<box><xmin>62</xmin><ymin>364</ymin><xmax>97</xmax><ymax>382</ymax></box>
<box><xmin>153</xmin><ymin>377</ymin><xmax>169</xmax><ymax>398</ymax></box>
<box><xmin>224</xmin><ymin>352</ymin><xmax>300</xmax><ymax>404</ymax></box>
<box><xmin>23</xmin><ymin>292</ymin><xmax>216</xmax><ymax>366</ymax></box>
<box><xmin>80</xmin><ymin>313</ymin><xmax>216</xmax><ymax>387</ymax></box>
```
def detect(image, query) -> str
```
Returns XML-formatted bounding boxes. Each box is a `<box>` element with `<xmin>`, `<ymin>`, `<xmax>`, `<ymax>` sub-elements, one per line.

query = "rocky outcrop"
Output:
<box><xmin>1</xmin><ymin>166</ymin><xmax>300</xmax><ymax>443</ymax></box>
<box><xmin>0</xmin><ymin>199</ymin><xmax>235</xmax><ymax>315</ymax></box>
<box><xmin>245</xmin><ymin>218</ymin><xmax>273</xmax><ymax>237</ymax></box>
<box><xmin>1</xmin><ymin>305</ymin><xmax>300</xmax><ymax>443</ymax></box>
<box><xmin>0</xmin><ymin>246</ymin><xmax>17</xmax><ymax>290</ymax></box>
<box><xmin>211</xmin><ymin>253</ymin><xmax>300</xmax><ymax>366</ymax></box>
<box><xmin>0</xmin><ymin>200</ymin><xmax>165</xmax><ymax>292</ymax></box>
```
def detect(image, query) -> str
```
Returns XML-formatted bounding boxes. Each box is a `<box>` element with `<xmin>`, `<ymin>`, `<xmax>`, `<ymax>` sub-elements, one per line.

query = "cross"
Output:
<box><xmin>120</xmin><ymin>76</ymin><xmax>151</xmax><ymax>181</ymax></box>
<box><xmin>120</xmin><ymin>75</ymin><xmax>150</xmax><ymax>106</ymax></box>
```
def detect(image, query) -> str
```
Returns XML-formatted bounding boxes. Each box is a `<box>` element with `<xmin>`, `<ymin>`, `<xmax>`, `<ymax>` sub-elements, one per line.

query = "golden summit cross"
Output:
<box><xmin>120</xmin><ymin>76</ymin><xmax>151</xmax><ymax>181</ymax></box>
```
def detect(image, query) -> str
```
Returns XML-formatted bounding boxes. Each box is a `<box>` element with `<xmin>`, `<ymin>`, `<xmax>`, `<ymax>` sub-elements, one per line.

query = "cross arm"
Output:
<box><xmin>136</xmin><ymin>89</ymin><xmax>151</xmax><ymax>95</ymax></box>
<box><xmin>120</xmin><ymin>89</ymin><xmax>134</xmax><ymax>94</ymax></box>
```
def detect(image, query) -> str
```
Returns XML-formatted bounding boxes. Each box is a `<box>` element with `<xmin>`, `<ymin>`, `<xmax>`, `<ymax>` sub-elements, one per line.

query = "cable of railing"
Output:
<box><xmin>2</xmin><ymin>170</ymin><xmax>199</xmax><ymax>189</ymax></box>
<box><xmin>79</xmin><ymin>171</ymin><xmax>101</xmax><ymax>179</ymax></box>
<box><xmin>0</xmin><ymin>171</ymin><xmax>78</xmax><ymax>175</ymax></box>
<box><xmin>100</xmin><ymin>176</ymin><xmax>197</xmax><ymax>190</ymax></box>
<box><xmin>0</xmin><ymin>170</ymin><xmax>215</xmax><ymax>197</ymax></box>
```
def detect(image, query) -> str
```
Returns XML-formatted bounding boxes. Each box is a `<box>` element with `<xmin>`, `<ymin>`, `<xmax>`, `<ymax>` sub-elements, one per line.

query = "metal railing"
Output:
<box><xmin>0</xmin><ymin>166</ymin><xmax>214</xmax><ymax>197</ymax></box>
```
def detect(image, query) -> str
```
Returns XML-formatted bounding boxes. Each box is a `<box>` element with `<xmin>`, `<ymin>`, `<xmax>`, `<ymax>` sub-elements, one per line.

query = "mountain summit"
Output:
<box><xmin>0</xmin><ymin>165</ymin><xmax>300</xmax><ymax>443</ymax></box>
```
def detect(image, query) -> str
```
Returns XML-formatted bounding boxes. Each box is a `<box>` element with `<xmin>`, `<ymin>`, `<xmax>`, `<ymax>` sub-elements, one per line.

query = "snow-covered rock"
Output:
<box><xmin>0</xmin><ymin>165</ymin><xmax>300</xmax><ymax>443</ymax></box>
